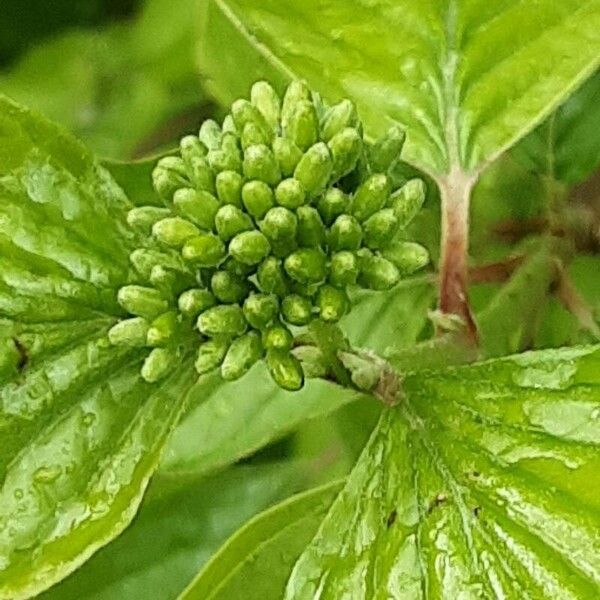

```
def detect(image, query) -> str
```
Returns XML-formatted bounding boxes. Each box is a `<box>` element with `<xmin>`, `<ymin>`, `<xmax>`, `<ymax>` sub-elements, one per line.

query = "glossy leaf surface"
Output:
<box><xmin>0</xmin><ymin>95</ymin><xmax>197</xmax><ymax>599</ymax></box>
<box><xmin>180</xmin><ymin>481</ymin><xmax>342</xmax><ymax>599</ymax></box>
<box><xmin>199</xmin><ymin>0</ymin><xmax>600</xmax><ymax>174</ymax></box>
<box><xmin>286</xmin><ymin>345</ymin><xmax>600</xmax><ymax>598</ymax></box>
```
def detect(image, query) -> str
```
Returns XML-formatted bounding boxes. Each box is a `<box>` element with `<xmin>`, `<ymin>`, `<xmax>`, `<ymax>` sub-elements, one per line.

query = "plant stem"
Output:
<box><xmin>437</xmin><ymin>169</ymin><xmax>478</xmax><ymax>342</ymax></box>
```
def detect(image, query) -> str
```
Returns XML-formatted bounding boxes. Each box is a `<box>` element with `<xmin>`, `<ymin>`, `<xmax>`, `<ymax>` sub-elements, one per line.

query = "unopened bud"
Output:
<box><xmin>197</xmin><ymin>305</ymin><xmax>247</xmax><ymax>337</ymax></box>
<box><xmin>274</xmin><ymin>178</ymin><xmax>306</xmax><ymax>209</ymax></box>
<box><xmin>316</xmin><ymin>188</ymin><xmax>347</xmax><ymax>225</ymax></box>
<box><xmin>369</xmin><ymin>125</ymin><xmax>405</xmax><ymax>173</ymax></box>
<box><xmin>180</xmin><ymin>135</ymin><xmax>207</xmax><ymax>165</ymax></box>
<box><xmin>352</xmin><ymin>174</ymin><xmax>390</xmax><ymax>221</ymax></box>
<box><xmin>281</xmin><ymin>80</ymin><xmax>312</xmax><ymax>130</ymax></box>
<box><xmin>358</xmin><ymin>254</ymin><xmax>400</xmax><ymax>290</ymax></box>
<box><xmin>178</xmin><ymin>288</ymin><xmax>216</xmax><ymax>319</ymax></box>
<box><xmin>329</xmin><ymin>251</ymin><xmax>358</xmax><ymax>287</ymax></box>
<box><xmin>127</xmin><ymin>206</ymin><xmax>171</xmax><ymax>234</ymax></box>
<box><xmin>152</xmin><ymin>217</ymin><xmax>199</xmax><ymax>248</ymax></box>
<box><xmin>231</xmin><ymin>99</ymin><xmax>272</xmax><ymax>141</ymax></box>
<box><xmin>328</xmin><ymin>127</ymin><xmax>362</xmax><ymax>181</ymax></box>
<box><xmin>195</xmin><ymin>338</ymin><xmax>229</xmax><ymax>375</ymax></box>
<box><xmin>221</xmin><ymin>331</ymin><xmax>263</xmax><ymax>380</ymax></box>
<box><xmin>216</xmin><ymin>170</ymin><xmax>244</xmax><ymax>207</ymax></box>
<box><xmin>242</xmin><ymin>180</ymin><xmax>275</xmax><ymax>220</ymax></box>
<box><xmin>188</xmin><ymin>156</ymin><xmax>216</xmax><ymax>193</ymax></box>
<box><xmin>266</xmin><ymin>350</ymin><xmax>304</xmax><ymax>391</ymax></box>
<box><xmin>260</xmin><ymin>207</ymin><xmax>297</xmax><ymax>257</ymax></box>
<box><xmin>243</xmin><ymin>293</ymin><xmax>279</xmax><ymax>330</ymax></box>
<box><xmin>147</xmin><ymin>311</ymin><xmax>179</xmax><ymax>347</ymax></box>
<box><xmin>215</xmin><ymin>205</ymin><xmax>253</xmax><ymax>241</ymax></box>
<box><xmin>328</xmin><ymin>214</ymin><xmax>363</xmax><ymax>251</ymax></box>
<box><xmin>320</xmin><ymin>99</ymin><xmax>357</xmax><ymax>141</ymax></box>
<box><xmin>281</xmin><ymin>294</ymin><xmax>312</xmax><ymax>325</ymax></box>
<box><xmin>211</xmin><ymin>270</ymin><xmax>250</xmax><ymax>304</ymax></box>
<box><xmin>207</xmin><ymin>147</ymin><xmax>242</xmax><ymax>174</ymax></box>
<box><xmin>229</xmin><ymin>230</ymin><xmax>271</xmax><ymax>265</ymax></box>
<box><xmin>250</xmin><ymin>81</ymin><xmax>280</xmax><ymax>130</ymax></box>
<box><xmin>284</xmin><ymin>100</ymin><xmax>318</xmax><ymax>151</ymax></box>
<box><xmin>117</xmin><ymin>285</ymin><xmax>169</xmax><ymax>319</ymax></box>
<box><xmin>152</xmin><ymin>156</ymin><xmax>189</xmax><ymax>201</ymax></box>
<box><xmin>181</xmin><ymin>233</ymin><xmax>226</xmax><ymax>266</ymax></box>
<box><xmin>382</xmin><ymin>241</ymin><xmax>429</xmax><ymax>275</ymax></box>
<box><xmin>108</xmin><ymin>317</ymin><xmax>149</xmax><ymax>347</ymax></box>
<box><xmin>173</xmin><ymin>188</ymin><xmax>220</xmax><ymax>230</ymax></box>
<box><xmin>257</xmin><ymin>257</ymin><xmax>290</xmax><ymax>297</ymax></box>
<box><xmin>141</xmin><ymin>348</ymin><xmax>175</xmax><ymax>383</ymax></box>
<box><xmin>198</xmin><ymin>119</ymin><xmax>222</xmax><ymax>150</ymax></box>
<box><xmin>363</xmin><ymin>208</ymin><xmax>399</xmax><ymax>249</ymax></box>
<box><xmin>262</xmin><ymin>324</ymin><xmax>293</xmax><ymax>351</ymax></box>
<box><xmin>316</xmin><ymin>285</ymin><xmax>348</xmax><ymax>322</ymax></box>
<box><xmin>243</xmin><ymin>144</ymin><xmax>281</xmax><ymax>186</ymax></box>
<box><xmin>241</xmin><ymin>122</ymin><xmax>270</xmax><ymax>149</ymax></box>
<box><xmin>284</xmin><ymin>248</ymin><xmax>327</xmax><ymax>284</ymax></box>
<box><xmin>294</xmin><ymin>142</ymin><xmax>332</xmax><ymax>196</ymax></box>
<box><xmin>272</xmin><ymin>137</ymin><xmax>303</xmax><ymax>176</ymax></box>
<box><xmin>297</xmin><ymin>206</ymin><xmax>326</xmax><ymax>248</ymax></box>
<box><xmin>390</xmin><ymin>178</ymin><xmax>426</xmax><ymax>227</ymax></box>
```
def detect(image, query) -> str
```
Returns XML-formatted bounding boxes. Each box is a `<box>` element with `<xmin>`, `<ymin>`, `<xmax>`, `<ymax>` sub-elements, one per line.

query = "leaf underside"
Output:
<box><xmin>286</xmin><ymin>346</ymin><xmax>600</xmax><ymax>599</ymax></box>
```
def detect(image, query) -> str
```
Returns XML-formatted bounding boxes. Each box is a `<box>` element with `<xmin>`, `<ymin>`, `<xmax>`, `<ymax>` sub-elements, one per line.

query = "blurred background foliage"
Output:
<box><xmin>1</xmin><ymin>1</ymin><xmax>599</xmax><ymax>598</ymax></box>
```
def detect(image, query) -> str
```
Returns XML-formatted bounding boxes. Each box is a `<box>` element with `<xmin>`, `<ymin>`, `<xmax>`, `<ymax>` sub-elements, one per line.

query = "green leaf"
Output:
<box><xmin>38</xmin><ymin>461</ymin><xmax>307</xmax><ymax>600</ymax></box>
<box><xmin>180</xmin><ymin>480</ymin><xmax>342</xmax><ymax>600</ymax></box>
<box><xmin>512</xmin><ymin>70</ymin><xmax>600</xmax><ymax>185</ymax></box>
<box><xmin>286</xmin><ymin>345</ymin><xmax>600</xmax><ymax>598</ymax></box>
<box><xmin>0</xmin><ymin>95</ymin><xmax>197</xmax><ymax>598</ymax></box>
<box><xmin>161</xmin><ymin>280</ymin><xmax>433</xmax><ymax>476</ymax></box>
<box><xmin>0</xmin><ymin>0</ymin><xmax>204</xmax><ymax>160</ymax></box>
<box><xmin>199</xmin><ymin>0</ymin><xmax>600</xmax><ymax>175</ymax></box>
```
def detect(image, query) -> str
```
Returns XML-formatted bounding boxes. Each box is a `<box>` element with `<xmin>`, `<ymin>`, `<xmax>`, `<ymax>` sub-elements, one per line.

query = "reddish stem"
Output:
<box><xmin>437</xmin><ymin>170</ymin><xmax>478</xmax><ymax>342</ymax></box>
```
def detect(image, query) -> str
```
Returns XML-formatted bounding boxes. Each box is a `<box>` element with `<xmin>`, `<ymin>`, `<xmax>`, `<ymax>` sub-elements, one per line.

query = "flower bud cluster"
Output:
<box><xmin>110</xmin><ymin>81</ymin><xmax>429</xmax><ymax>390</ymax></box>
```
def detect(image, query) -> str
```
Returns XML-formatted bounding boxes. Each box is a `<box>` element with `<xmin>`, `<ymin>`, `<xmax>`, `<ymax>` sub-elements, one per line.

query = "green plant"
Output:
<box><xmin>1</xmin><ymin>1</ymin><xmax>600</xmax><ymax>599</ymax></box>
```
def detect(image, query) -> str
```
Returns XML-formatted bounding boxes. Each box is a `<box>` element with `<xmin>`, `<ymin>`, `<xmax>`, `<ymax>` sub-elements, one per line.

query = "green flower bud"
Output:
<box><xmin>223</xmin><ymin>256</ymin><xmax>255</xmax><ymax>278</ymax></box>
<box><xmin>316</xmin><ymin>188</ymin><xmax>348</xmax><ymax>225</ymax></box>
<box><xmin>147</xmin><ymin>311</ymin><xmax>178</xmax><ymax>347</ymax></box>
<box><xmin>274</xmin><ymin>178</ymin><xmax>306</xmax><ymax>209</ymax></box>
<box><xmin>329</xmin><ymin>251</ymin><xmax>358</xmax><ymax>287</ymax></box>
<box><xmin>127</xmin><ymin>206</ymin><xmax>171</xmax><ymax>234</ymax></box>
<box><xmin>182</xmin><ymin>233</ymin><xmax>226</xmax><ymax>266</ymax></box>
<box><xmin>266</xmin><ymin>350</ymin><xmax>304</xmax><ymax>391</ymax></box>
<box><xmin>352</xmin><ymin>174</ymin><xmax>391</xmax><ymax>221</ymax></box>
<box><xmin>211</xmin><ymin>271</ymin><xmax>250</xmax><ymax>304</ymax></box>
<box><xmin>294</xmin><ymin>142</ymin><xmax>332</xmax><ymax>196</ymax></box>
<box><xmin>316</xmin><ymin>285</ymin><xmax>348</xmax><ymax>322</ymax></box>
<box><xmin>152</xmin><ymin>217</ymin><xmax>199</xmax><ymax>248</ymax></box>
<box><xmin>284</xmin><ymin>248</ymin><xmax>327</xmax><ymax>284</ymax></box>
<box><xmin>195</xmin><ymin>338</ymin><xmax>229</xmax><ymax>375</ymax></box>
<box><xmin>142</xmin><ymin>347</ymin><xmax>175</xmax><ymax>383</ymax></box>
<box><xmin>229</xmin><ymin>230</ymin><xmax>271</xmax><ymax>265</ymax></box>
<box><xmin>129</xmin><ymin>248</ymin><xmax>183</xmax><ymax>280</ymax></box>
<box><xmin>389</xmin><ymin>178</ymin><xmax>426</xmax><ymax>227</ymax></box>
<box><xmin>215</xmin><ymin>205</ymin><xmax>253</xmax><ymax>241</ymax></box>
<box><xmin>381</xmin><ymin>241</ymin><xmax>429</xmax><ymax>275</ymax></box>
<box><xmin>262</xmin><ymin>324</ymin><xmax>293</xmax><ymax>351</ymax></box>
<box><xmin>221</xmin><ymin>331</ymin><xmax>263</xmax><ymax>381</ymax></box>
<box><xmin>272</xmin><ymin>137</ymin><xmax>303</xmax><ymax>177</ymax></box>
<box><xmin>231</xmin><ymin>99</ymin><xmax>272</xmax><ymax>140</ymax></box>
<box><xmin>178</xmin><ymin>288</ymin><xmax>216</xmax><ymax>319</ymax></box>
<box><xmin>242</xmin><ymin>180</ymin><xmax>275</xmax><ymax>220</ymax></box>
<box><xmin>188</xmin><ymin>156</ymin><xmax>216</xmax><ymax>193</ymax></box>
<box><xmin>358</xmin><ymin>254</ymin><xmax>400</xmax><ymax>290</ymax></box>
<box><xmin>281</xmin><ymin>294</ymin><xmax>312</xmax><ymax>325</ymax></box>
<box><xmin>197</xmin><ymin>305</ymin><xmax>247</xmax><ymax>337</ymax></box>
<box><xmin>207</xmin><ymin>147</ymin><xmax>242</xmax><ymax>174</ymax></box>
<box><xmin>173</xmin><ymin>188</ymin><xmax>220</xmax><ymax>230</ymax></box>
<box><xmin>222</xmin><ymin>114</ymin><xmax>237</xmax><ymax>134</ymax></box>
<box><xmin>328</xmin><ymin>127</ymin><xmax>362</xmax><ymax>181</ymax></box>
<box><xmin>243</xmin><ymin>144</ymin><xmax>281</xmax><ymax>186</ymax></box>
<box><xmin>152</xmin><ymin>156</ymin><xmax>190</xmax><ymax>202</ymax></box>
<box><xmin>241</xmin><ymin>122</ymin><xmax>270</xmax><ymax>149</ymax></box>
<box><xmin>250</xmin><ymin>81</ymin><xmax>280</xmax><ymax>131</ymax></box>
<box><xmin>216</xmin><ymin>170</ymin><xmax>244</xmax><ymax>207</ymax></box>
<box><xmin>149</xmin><ymin>264</ymin><xmax>194</xmax><ymax>296</ymax></box>
<box><xmin>257</xmin><ymin>257</ymin><xmax>290</xmax><ymax>297</ymax></box>
<box><xmin>243</xmin><ymin>293</ymin><xmax>279</xmax><ymax>330</ymax></box>
<box><xmin>117</xmin><ymin>285</ymin><xmax>169</xmax><ymax>319</ymax></box>
<box><xmin>260</xmin><ymin>207</ymin><xmax>297</xmax><ymax>257</ymax></box>
<box><xmin>369</xmin><ymin>124</ymin><xmax>405</xmax><ymax>173</ymax></box>
<box><xmin>281</xmin><ymin>80</ymin><xmax>311</xmax><ymax>130</ymax></box>
<box><xmin>363</xmin><ymin>208</ymin><xmax>399</xmax><ymax>249</ymax></box>
<box><xmin>296</xmin><ymin>206</ymin><xmax>326</xmax><ymax>248</ymax></box>
<box><xmin>285</xmin><ymin>100</ymin><xmax>318</xmax><ymax>151</ymax></box>
<box><xmin>320</xmin><ymin>99</ymin><xmax>358</xmax><ymax>141</ymax></box>
<box><xmin>328</xmin><ymin>214</ymin><xmax>363</xmax><ymax>251</ymax></box>
<box><xmin>108</xmin><ymin>317</ymin><xmax>149</xmax><ymax>347</ymax></box>
<box><xmin>180</xmin><ymin>135</ymin><xmax>207</xmax><ymax>165</ymax></box>
<box><xmin>199</xmin><ymin>119</ymin><xmax>222</xmax><ymax>150</ymax></box>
